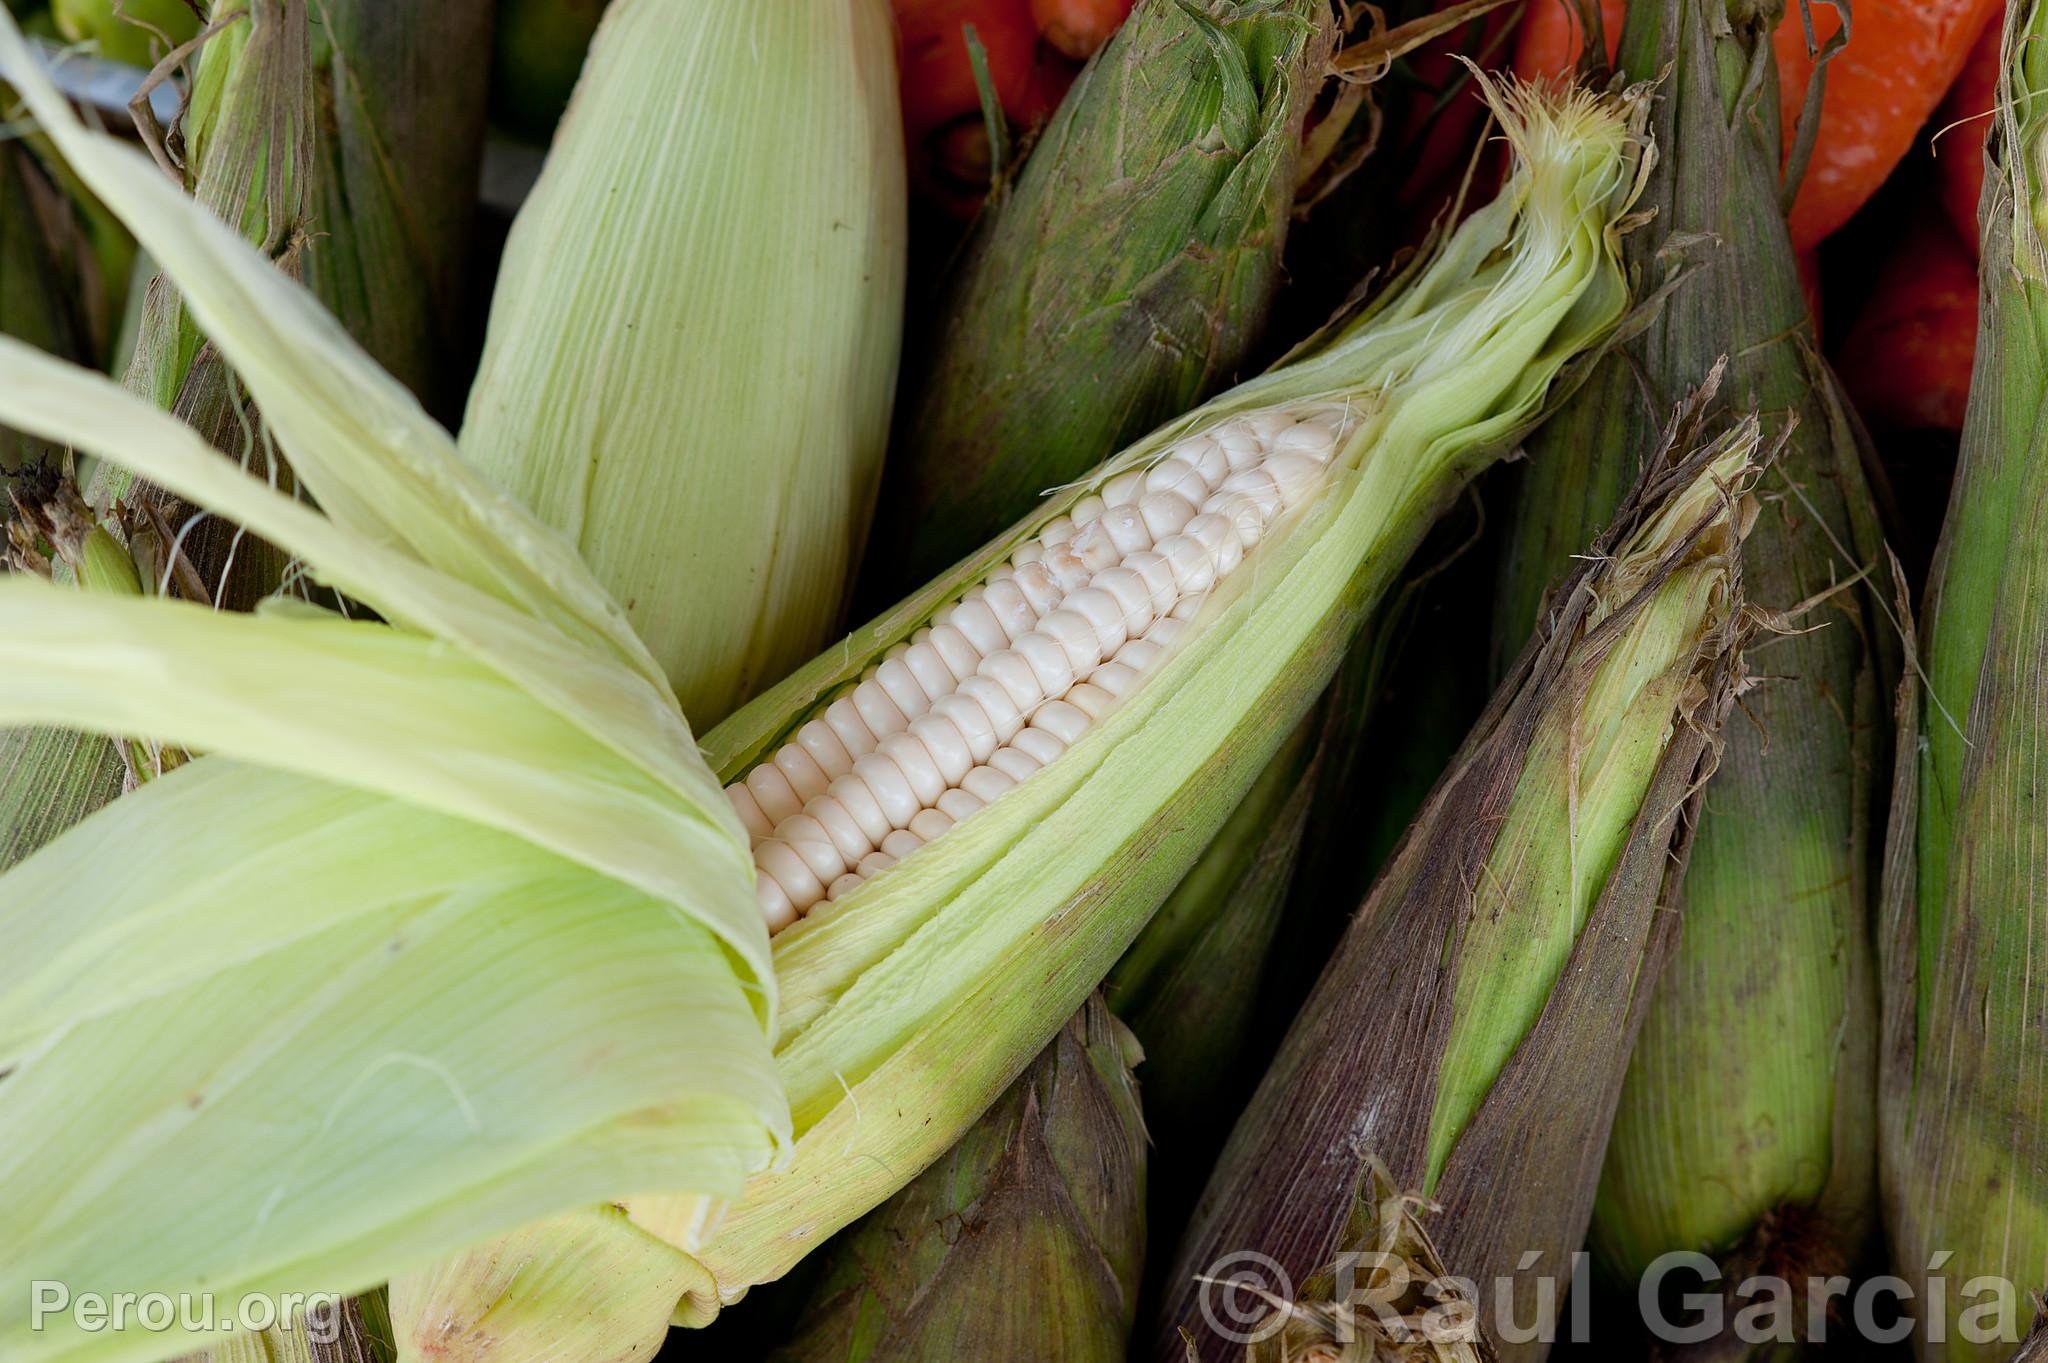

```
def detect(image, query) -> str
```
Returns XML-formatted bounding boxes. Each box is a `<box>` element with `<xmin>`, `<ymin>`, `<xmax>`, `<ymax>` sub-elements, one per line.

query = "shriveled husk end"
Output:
<box><xmin>459</xmin><ymin>0</ymin><xmax>906</xmax><ymax>726</ymax></box>
<box><xmin>1492</xmin><ymin>0</ymin><xmax>1891</xmax><ymax>1301</ymax></box>
<box><xmin>767</xmin><ymin>995</ymin><xmax>1147</xmax><ymax>1363</ymax></box>
<box><xmin>866</xmin><ymin>0</ymin><xmax>1334</xmax><ymax>596</ymax></box>
<box><xmin>1159</xmin><ymin>377</ymin><xmax>1759</xmax><ymax>1363</ymax></box>
<box><xmin>382</xmin><ymin>76</ymin><xmax>1652</xmax><ymax>1363</ymax></box>
<box><xmin>1879</xmin><ymin>4</ymin><xmax>2048</xmax><ymax>1355</ymax></box>
<box><xmin>1229</xmin><ymin>1161</ymin><xmax>1488</xmax><ymax>1363</ymax></box>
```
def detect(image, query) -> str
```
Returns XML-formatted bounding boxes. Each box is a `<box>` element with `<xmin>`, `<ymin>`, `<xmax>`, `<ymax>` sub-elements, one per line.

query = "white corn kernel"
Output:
<box><xmin>727</xmin><ymin>783</ymin><xmax>774</xmax><ymax>840</ymax></box>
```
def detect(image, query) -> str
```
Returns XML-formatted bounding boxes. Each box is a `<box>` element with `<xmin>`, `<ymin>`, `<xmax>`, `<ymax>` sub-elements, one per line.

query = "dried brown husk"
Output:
<box><xmin>1490</xmin><ymin>0</ymin><xmax>1892</xmax><ymax>1325</ymax></box>
<box><xmin>1158</xmin><ymin>377</ymin><xmax>1758</xmax><ymax>1363</ymax></box>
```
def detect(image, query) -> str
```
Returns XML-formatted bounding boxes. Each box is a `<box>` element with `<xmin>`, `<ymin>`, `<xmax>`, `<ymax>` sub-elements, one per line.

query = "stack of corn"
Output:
<box><xmin>1492</xmin><ymin>0</ymin><xmax>1891</xmax><ymax>1329</ymax></box>
<box><xmin>1881</xmin><ymin>2</ymin><xmax>2048</xmax><ymax>1353</ymax></box>
<box><xmin>391</xmin><ymin>73</ymin><xmax>1651</xmax><ymax>1363</ymax></box>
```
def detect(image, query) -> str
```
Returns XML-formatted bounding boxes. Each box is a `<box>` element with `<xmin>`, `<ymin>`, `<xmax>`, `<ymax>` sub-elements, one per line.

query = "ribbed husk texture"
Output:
<box><xmin>459</xmin><ymin>0</ymin><xmax>906</xmax><ymax>727</ymax></box>
<box><xmin>1879</xmin><ymin>4</ymin><xmax>2048</xmax><ymax>1358</ymax></box>
<box><xmin>865</xmin><ymin>0</ymin><xmax>1332</xmax><ymax>597</ymax></box>
<box><xmin>1</xmin><ymin>0</ymin><xmax>495</xmax><ymax>873</ymax></box>
<box><xmin>385</xmin><ymin>77</ymin><xmax>1652</xmax><ymax>1363</ymax></box>
<box><xmin>768</xmin><ymin>995</ymin><xmax>1147</xmax><ymax>1362</ymax></box>
<box><xmin>1159</xmin><ymin>381</ymin><xmax>1759</xmax><ymax>1363</ymax></box>
<box><xmin>1490</xmin><ymin>0</ymin><xmax>1890</xmax><ymax>1315</ymax></box>
<box><xmin>0</xmin><ymin>7</ymin><xmax>791</xmax><ymax>1358</ymax></box>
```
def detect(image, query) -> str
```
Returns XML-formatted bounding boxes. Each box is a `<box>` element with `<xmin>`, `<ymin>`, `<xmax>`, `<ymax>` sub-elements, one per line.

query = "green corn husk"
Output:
<box><xmin>50</xmin><ymin>0</ymin><xmax>200</xmax><ymax>68</ymax></box>
<box><xmin>385</xmin><ymin>77</ymin><xmax>1652</xmax><ymax>1363</ymax></box>
<box><xmin>862</xmin><ymin>0</ymin><xmax>1333</xmax><ymax>600</ymax></box>
<box><xmin>1880</xmin><ymin>5</ymin><xmax>2048</xmax><ymax>1357</ymax></box>
<box><xmin>1488</xmin><ymin>0</ymin><xmax>1891</xmax><ymax>1314</ymax></box>
<box><xmin>1103</xmin><ymin>708</ymin><xmax>1318</xmax><ymax>1243</ymax></box>
<box><xmin>1159</xmin><ymin>382</ymin><xmax>1760</xmax><ymax>1363</ymax></box>
<box><xmin>1</xmin><ymin>0</ymin><xmax>493</xmax><ymax>872</ymax></box>
<box><xmin>458</xmin><ymin>0</ymin><xmax>906</xmax><ymax>727</ymax></box>
<box><xmin>767</xmin><ymin>995</ymin><xmax>1147</xmax><ymax>1363</ymax></box>
<box><xmin>0</xmin><ymin>10</ymin><xmax>790</xmax><ymax>1359</ymax></box>
<box><xmin>301</xmin><ymin>0</ymin><xmax>492</xmax><ymax>420</ymax></box>
<box><xmin>2</xmin><ymin>1</ymin><xmax>318</xmax><ymax>872</ymax></box>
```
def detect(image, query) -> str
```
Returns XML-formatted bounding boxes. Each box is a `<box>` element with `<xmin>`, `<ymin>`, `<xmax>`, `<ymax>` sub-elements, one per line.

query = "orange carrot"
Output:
<box><xmin>1838</xmin><ymin>213</ymin><xmax>1978</xmax><ymax>431</ymax></box>
<box><xmin>1030</xmin><ymin>0</ymin><xmax>1132</xmax><ymax>60</ymax></box>
<box><xmin>1509</xmin><ymin>0</ymin><xmax>1623</xmax><ymax>81</ymax></box>
<box><xmin>894</xmin><ymin>0</ymin><xmax>1077</xmax><ymax>215</ymax></box>
<box><xmin>1392</xmin><ymin>0</ymin><xmax>1528</xmax><ymax>239</ymax></box>
<box><xmin>1933</xmin><ymin>13</ymin><xmax>2000</xmax><ymax>255</ymax></box>
<box><xmin>1778</xmin><ymin>0</ymin><xmax>2001</xmax><ymax>251</ymax></box>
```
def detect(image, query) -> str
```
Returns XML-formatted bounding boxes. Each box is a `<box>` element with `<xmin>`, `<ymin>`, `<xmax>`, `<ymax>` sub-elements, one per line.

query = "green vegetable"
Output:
<box><xmin>865</xmin><ymin>0</ymin><xmax>1333</xmax><ymax>599</ymax></box>
<box><xmin>1881</xmin><ymin>6</ymin><xmax>2048</xmax><ymax>1358</ymax></box>
<box><xmin>1161</xmin><ymin>384</ymin><xmax>1759</xmax><ymax>1363</ymax></box>
<box><xmin>1490</xmin><ymin>1</ymin><xmax>1891</xmax><ymax>1324</ymax></box>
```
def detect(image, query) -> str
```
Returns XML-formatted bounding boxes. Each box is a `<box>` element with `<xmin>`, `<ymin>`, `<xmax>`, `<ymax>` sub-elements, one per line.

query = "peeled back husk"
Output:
<box><xmin>767</xmin><ymin>995</ymin><xmax>1146</xmax><ymax>1363</ymax></box>
<box><xmin>2</xmin><ymin>0</ymin><xmax>494</xmax><ymax>871</ymax></box>
<box><xmin>1879</xmin><ymin>4</ymin><xmax>2048</xmax><ymax>1357</ymax></box>
<box><xmin>0</xmin><ymin>10</ymin><xmax>788</xmax><ymax>1358</ymax></box>
<box><xmin>387</xmin><ymin>75</ymin><xmax>1654</xmax><ymax>1363</ymax></box>
<box><xmin>1158</xmin><ymin>380</ymin><xmax>1759</xmax><ymax>1363</ymax></box>
<box><xmin>458</xmin><ymin>0</ymin><xmax>906</xmax><ymax>726</ymax></box>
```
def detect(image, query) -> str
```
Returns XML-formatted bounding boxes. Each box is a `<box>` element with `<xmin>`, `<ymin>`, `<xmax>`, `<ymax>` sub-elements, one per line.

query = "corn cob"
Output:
<box><xmin>767</xmin><ymin>995</ymin><xmax>1146</xmax><ymax>1362</ymax></box>
<box><xmin>842</xmin><ymin>0</ymin><xmax>1324</xmax><ymax>1310</ymax></box>
<box><xmin>1490</xmin><ymin>0</ymin><xmax>1891</xmax><ymax>1317</ymax></box>
<box><xmin>387</xmin><ymin>76</ymin><xmax>1652</xmax><ymax>1363</ymax></box>
<box><xmin>864</xmin><ymin>0</ymin><xmax>1330</xmax><ymax>598</ymax></box>
<box><xmin>1159</xmin><ymin>380</ymin><xmax>1759</xmax><ymax>1363</ymax></box>
<box><xmin>1880</xmin><ymin>4</ymin><xmax>2048</xmax><ymax>1357</ymax></box>
<box><xmin>0</xmin><ymin>12</ymin><xmax>788</xmax><ymax>1358</ymax></box>
<box><xmin>458</xmin><ymin>0</ymin><xmax>905</xmax><ymax>726</ymax></box>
